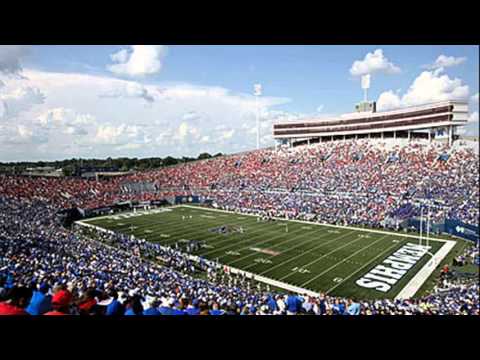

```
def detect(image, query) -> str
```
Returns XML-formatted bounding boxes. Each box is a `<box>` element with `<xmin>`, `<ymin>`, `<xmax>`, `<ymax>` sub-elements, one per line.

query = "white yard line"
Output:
<box><xmin>229</xmin><ymin>229</ymin><xmax>333</xmax><ymax>269</ymax></box>
<box><xmin>297</xmin><ymin>235</ymin><xmax>389</xmax><ymax>287</ymax></box>
<box><xmin>180</xmin><ymin>205</ymin><xmax>449</xmax><ymax>243</ymax></box>
<box><xmin>262</xmin><ymin>231</ymin><xmax>358</xmax><ymax>278</ymax></box>
<box><xmin>394</xmin><ymin>240</ymin><xmax>457</xmax><ymax>300</ymax></box>
<box><xmin>325</xmin><ymin>240</ymin><xmax>404</xmax><ymax>294</ymax></box>
<box><xmin>199</xmin><ymin>220</ymin><xmax>308</xmax><ymax>257</ymax></box>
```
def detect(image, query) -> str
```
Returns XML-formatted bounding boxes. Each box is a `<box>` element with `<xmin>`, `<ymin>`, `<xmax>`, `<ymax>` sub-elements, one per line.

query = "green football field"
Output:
<box><xmin>80</xmin><ymin>205</ymin><xmax>451</xmax><ymax>300</ymax></box>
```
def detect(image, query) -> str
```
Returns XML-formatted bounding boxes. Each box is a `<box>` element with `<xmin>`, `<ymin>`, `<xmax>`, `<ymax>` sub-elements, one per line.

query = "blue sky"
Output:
<box><xmin>1</xmin><ymin>45</ymin><xmax>478</xmax><ymax>161</ymax></box>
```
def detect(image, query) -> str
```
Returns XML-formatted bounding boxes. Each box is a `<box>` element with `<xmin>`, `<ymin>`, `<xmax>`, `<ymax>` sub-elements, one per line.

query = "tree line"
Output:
<box><xmin>0</xmin><ymin>152</ymin><xmax>223</xmax><ymax>176</ymax></box>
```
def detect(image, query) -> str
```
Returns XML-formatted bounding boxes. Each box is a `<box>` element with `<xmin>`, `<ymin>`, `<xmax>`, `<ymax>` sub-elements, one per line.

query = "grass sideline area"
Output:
<box><xmin>80</xmin><ymin>205</ymin><xmax>456</xmax><ymax>300</ymax></box>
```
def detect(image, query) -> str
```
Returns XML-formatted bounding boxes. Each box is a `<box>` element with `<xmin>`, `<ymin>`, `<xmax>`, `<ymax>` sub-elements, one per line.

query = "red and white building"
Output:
<box><xmin>273</xmin><ymin>100</ymin><xmax>469</xmax><ymax>147</ymax></box>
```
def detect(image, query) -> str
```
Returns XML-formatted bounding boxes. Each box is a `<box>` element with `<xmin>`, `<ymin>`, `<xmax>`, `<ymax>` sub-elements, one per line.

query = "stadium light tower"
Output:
<box><xmin>361</xmin><ymin>74</ymin><xmax>370</xmax><ymax>102</ymax></box>
<box><xmin>254</xmin><ymin>83</ymin><xmax>262</xmax><ymax>150</ymax></box>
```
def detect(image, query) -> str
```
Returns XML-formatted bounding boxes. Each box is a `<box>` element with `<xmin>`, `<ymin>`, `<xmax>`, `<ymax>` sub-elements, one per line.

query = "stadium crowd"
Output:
<box><xmin>0</xmin><ymin>139</ymin><xmax>478</xmax><ymax>228</ymax></box>
<box><xmin>0</xmin><ymin>195</ymin><xmax>478</xmax><ymax>315</ymax></box>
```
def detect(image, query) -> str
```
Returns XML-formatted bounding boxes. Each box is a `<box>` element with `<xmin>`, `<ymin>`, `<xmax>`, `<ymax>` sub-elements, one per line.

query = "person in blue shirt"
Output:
<box><xmin>26</xmin><ymin>283</ymin><xmax>52</xmax><ymax>315</ymax></box>
<box><xmin>286</xmin><ymin>293</ymin><xmax>302</xmax><ymax>315</ymax></box>
<box><xmin>171</xmin><ymin>308</ymin><xmax>186</xmax><ymax>315</ymax></box>
<box><xmin>106</xmin><ymin>290</ymin><xmax>124</xmax><ymax>316</ymax></box>
<box><xmin>184</xmin><ymin>298</ymin><xmax>200</xmax><ymax>315</ymax></box>
<box><xmin>124</xmin><ymin>295</ymin><xmax>144</xmax><ymax>315</ymax></box>
<box><xmin>143</xmin><ymin>304</ymin><xmax>161</xmax><ymax>315</ymax></box>
<box><xmin>347</xmin><ymin>299</ymin><xmax>361</xmax><ymax>315</ymax></box>
<box><xmin>209</xmin><ymin>302</ymin><xmax>224</xmax><ymax>315</ymax></box>
<box><xmin>5</xmin><ymin>274</ymin><xmax>14</xmax><ymax>290</ymax></box>
<box><xmin>142</xmin><ymin>296</ymin><xmax>161</xmax><ymax>316</ymax></box>
<box><xmin>332</xmin><ymin>299</ymin><xmax>346</xmax><ymax>315</ymax></box>
<box><xmin>267</xmin><ymin>295</ymin><xmax>278</xmax><ymax>313</ymax></box>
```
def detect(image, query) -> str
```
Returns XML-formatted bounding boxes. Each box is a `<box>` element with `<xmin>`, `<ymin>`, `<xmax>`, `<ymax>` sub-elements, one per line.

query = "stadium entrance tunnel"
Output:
<box><xmin>56</xmin><ymin>208</ymin><xmax>83</xmax><ymax>227</ymax></box>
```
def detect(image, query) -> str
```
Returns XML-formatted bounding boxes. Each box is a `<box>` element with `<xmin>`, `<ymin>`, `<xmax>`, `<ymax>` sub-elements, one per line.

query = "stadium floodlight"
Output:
<box><xmin>361</xmin><ymin>74</ymin><xmax>370</xmax><ymax>102</ymax></box>
<box><xmin>254</xmin><ymin>84</ymin><xmax>262</xmax><ymax>150</ymax></box>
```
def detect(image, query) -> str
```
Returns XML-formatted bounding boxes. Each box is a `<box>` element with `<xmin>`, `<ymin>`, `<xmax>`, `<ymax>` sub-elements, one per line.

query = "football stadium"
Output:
<box><xmin>0</xmin><ymin>45</ymin><xmax>479</xmax><ymax>316</ymax></box>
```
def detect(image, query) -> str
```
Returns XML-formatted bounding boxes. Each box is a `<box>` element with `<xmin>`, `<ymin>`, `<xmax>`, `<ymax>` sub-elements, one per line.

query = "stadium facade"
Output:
<box><xmin>273</xmin><ymin>100</ymin><xmax>469</xmax><ymax>147</ymax></box>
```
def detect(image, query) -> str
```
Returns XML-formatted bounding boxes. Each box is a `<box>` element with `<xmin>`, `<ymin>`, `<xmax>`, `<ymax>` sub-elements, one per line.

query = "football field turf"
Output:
<box><xmin>81</xmin><ymin>205</ymin><xmax>452</xmax><ymax>300</ymax></box>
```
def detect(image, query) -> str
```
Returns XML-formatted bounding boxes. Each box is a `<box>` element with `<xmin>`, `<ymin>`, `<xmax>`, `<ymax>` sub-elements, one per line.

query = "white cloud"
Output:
<box><xmin>92</xmin><ymin>124</ymin><xmax>144</xmax><ymax>145</ymax></box>
<box><xmin>468</xmin><ymin>111</ymin><xmax>479</xmax><ymax>124</ymax></box>
<box><xmin>183</xmin><ymin>111</ymin><xmax>202</xmax><ymax>121</ymax></box>
<box><xmin>17</xmin><ymin>124</ymin><xmax>32</xmax><ymax>139</ymax></box>
<box><xmin>0</xmin><ymin>69</ymin><xmax>291</xmax><ymax>160</ymax></box>
<box><xmin>110</xmin><ymin>49</ymin><xmax>129</xmax><ymax>63</ymax></box>
<box><xmin>0</xmin><ymin>124</ymin><xmax>48</xmax><ymax>145</ymax></box>
<box><xmin>100</xmin><ymin>81</ymin><xmax>155</xmax><ymax>103</ymax></box>
<box><xmin>0</xmin><ymin>45</ymin><xmax>31</xmax><ymax>76</ymax></box>
<box><xmin>0</xmin><ymin>99</ymin><xmax>6</xmax><ymax>118</ymax></box>
<box><xmin>425</xmin><ymin>55</ymin><xmax>467</xmax><ymax>70</ymax></box>
<box><xmin>107</xmin><ymin>45</ymin><xmax>168</xmax><ymax>77</ymax></box>
<box><xmin>471</xmin><ymin>92</ymin><xmax>479</xmax><ymax>104</ymax></box>
<box><xmin>93</xmin><ymin>124</ymin><xmax>126</xmax><ymax>145</ymax></box>
<box><xmin>377</xmin><ymin>90</ymin><xmax>402</xmax><ymax>111</ymax></box>
<box><xmin>115</xmin><ymin>143</ymin><xmax>142</xmax><ymax>151</ymax></box>
<box><xmin>36</xmin><ymin>108</ymin><xmax>95</xmax><ymax>138</ymax></box>
<box><xmin>0</xmin><ymin>86</ymin><xmax>45</xmax><ymax>120</ymax></box>
<box><xmin>350</xmin><ymin>49</ymin><xmax>401</xmax><ymax>77</ymax></box>
<box><xmin>221</xmin><ymin>129</ymin><xmax>235</xmax><ymax>140</ymax></box>
<box><xmin>172</xmin><ymin>121</ymin><xmax>203</xmax><ymax>143</ymax></box>
<box><xmin>316</xmin><ymin>105</ymin><xmax>324</xmax><ymax>113</ymax></box>
<box><xmin>176</xmin><ymin>122</ymin><xmax>189</xmax><ymax>141</ymax></box>
<box><xmin>377</xmin><ymin>68</ymin><xmax>469</xmax><ymax>111</ymax></box>
<box><xmin>63</xmin><ymin>126</ymin><xmax>88</xmax><ymax>136</ymax></box>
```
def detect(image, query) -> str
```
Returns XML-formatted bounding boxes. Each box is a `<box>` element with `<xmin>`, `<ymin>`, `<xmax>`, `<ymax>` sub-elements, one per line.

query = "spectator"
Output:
<box><xmin>347</xmin><ymin>298</ymin><xmax>361</xmax><ymax>315</ymax></box>
<box><xmin>44</xmin><ymin>289</ymin><xmax>72</xmax><ymax>316</ymax></box>
<box><xmin>105</xmin><ymin>290</ymin><xmax>124</xmax><ymax>316</ymax></box>
<box><xmin>26</xmin><ymin>283</ymin><xmax>52</xmax><ymax>315</ymax></box>
<box><xmin>0</xmin><ymin>287</ymin><xmax>33</xmax><ymax>315</ymax></box>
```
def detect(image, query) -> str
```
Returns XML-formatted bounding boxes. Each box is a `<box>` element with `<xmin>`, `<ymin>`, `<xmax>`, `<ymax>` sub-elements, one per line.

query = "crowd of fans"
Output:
<box><xmin>0</xmin><ymin>194</ymin><xmax>478</xmax><ymax>315</ymax></box>
<box><xmin>0</xmin><ymin>139</ymin><xmax>478</xmax><ymax>228</ymax></box>
<box><xmin>0</xmin><ymin>138</ymin><xmax>479</xmax><ymax>315</ymax></box>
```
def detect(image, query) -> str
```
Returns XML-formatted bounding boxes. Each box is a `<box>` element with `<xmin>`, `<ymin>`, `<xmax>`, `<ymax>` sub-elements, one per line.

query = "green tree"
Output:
<box><xmin>198</xmin><ymin>152</ymin><xmax>212</xmax><ymax>160</ymax></box>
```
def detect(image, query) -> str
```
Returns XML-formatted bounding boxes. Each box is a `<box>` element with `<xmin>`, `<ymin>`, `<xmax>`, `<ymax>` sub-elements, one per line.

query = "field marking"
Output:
<box><xmin>199</xmin><ymin>219</ymin><xmax>312</xmax><ymax>258</ymax></box>
<box><xmin>81</xmin><ymin>205</ymin><xmax>183</xmax><ymax>222</ymax></box>
<box><xmin>394</xmin><ymin>240</ymin><xmax>456</xmax><ymax>300</ymax></box>
<box><xmin>324</xmin><ymin>239</ymin><xmax>405</xmax><ymax>294</ymax></box>
<box><xmin>179</xmin><ymin>218</ymin><xmax>304</xmax><ymax>255</ymax></box>
<box><xmin>275</xmin><ymin>234</ymin><xmax>381</xmax><ymax>282</ymax></box>
<box><xmin>113</xmin><ymin>216</ymin><xmax>210</xmax><ymax>240</ymax></box>
<box><xmin>89</xmin><ymin>209</ymin><xmax>193</xmax><ymax>234</ymax></box>
<box><xmin>179</xmin><ymin>205</ymin><xmax>450</xmax><ymax>243</ymax></box>
<box><xmin>108</xmin><ymin>208</ymin><xmax>310</xmax><ymax>257</ymax></box>
<box><xmin>105</xmin><ymin>209</ymin><xmax>260</xmax><ymax>246</ymax></box>
<box><xmin>228</xmin><ymin>229</ymin><xmax>333</xmax><ymax>268</ymax></box>
<box><xmin>298</xmin><ymin>235</ymin><xmax>390</xmax><ymax>287</ymax></box>
<box><xmin>259</xmin><ymin>230</ymin><xmax>357</xmax><ymax>277</ymax></box>
<box><xmin>107</xmin><ymin>209</ymin><xmax>298</xmax><ymax>255</ymax></box>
